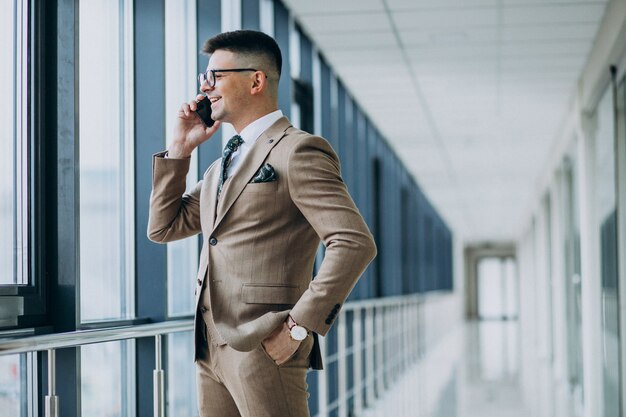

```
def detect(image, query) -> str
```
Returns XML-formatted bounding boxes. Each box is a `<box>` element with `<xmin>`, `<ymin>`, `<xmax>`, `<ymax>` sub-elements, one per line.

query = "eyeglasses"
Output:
<box><xmin>198</xmin><ymin>68</ymin><xmax>260</xmax><ymax>87</ymax></box>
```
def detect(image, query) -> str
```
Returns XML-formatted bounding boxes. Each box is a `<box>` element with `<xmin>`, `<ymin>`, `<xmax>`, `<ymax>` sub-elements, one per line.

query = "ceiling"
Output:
<box><xmin>282</xmin><ymin>0</ymin><xmax>609</xmax><ymax>243</ymax></box>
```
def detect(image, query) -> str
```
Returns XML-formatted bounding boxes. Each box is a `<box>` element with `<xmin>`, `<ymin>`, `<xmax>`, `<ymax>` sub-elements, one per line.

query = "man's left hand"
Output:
<box><xmin>261</xmin><ymin>321</ymin><xmax>301</xmax><ymax>365</ymax></box>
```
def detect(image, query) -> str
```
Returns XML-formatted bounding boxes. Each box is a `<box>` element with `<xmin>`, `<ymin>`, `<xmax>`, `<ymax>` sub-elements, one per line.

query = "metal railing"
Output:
<box><xmin>0</xmin><ymin>294</ymin><xmax>423</xmax><ymax>417</ymax></box>
<box><xmin>315</xmin><ymin>294</ymin><xmax>421</xmax><ymax>417</ymax></box>
<box><xmin>0</xmin><ymin>320</ymin><xmax>192</xmax><ymax>417</ymax></box>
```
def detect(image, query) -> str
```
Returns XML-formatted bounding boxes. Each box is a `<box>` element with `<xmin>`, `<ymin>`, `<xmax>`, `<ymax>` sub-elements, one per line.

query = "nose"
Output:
<box><xmin>199</xmin><ymin>79</ymin><xmax>213</xmax><ymax>94</ymax></box>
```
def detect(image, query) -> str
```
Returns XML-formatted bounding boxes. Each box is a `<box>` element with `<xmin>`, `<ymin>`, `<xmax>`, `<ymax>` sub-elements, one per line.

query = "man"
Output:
<box><xmin>148</xmin><ymin>30</ymin><xmax>376</xmax><ymax>417</ymax></box>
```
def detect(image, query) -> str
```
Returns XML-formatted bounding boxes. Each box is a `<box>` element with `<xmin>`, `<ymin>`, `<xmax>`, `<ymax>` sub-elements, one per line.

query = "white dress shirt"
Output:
<box><xmin>225</xmin><ymin>109</ymin><xmax>283</xmax><ymax>179</ymax></box>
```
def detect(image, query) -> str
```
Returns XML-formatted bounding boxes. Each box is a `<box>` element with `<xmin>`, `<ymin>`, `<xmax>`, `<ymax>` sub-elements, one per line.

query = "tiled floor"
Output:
<box><xmin>362</xmin><ymin>321</ymin><xmax>529</xmax><ymax>417</ymax></box>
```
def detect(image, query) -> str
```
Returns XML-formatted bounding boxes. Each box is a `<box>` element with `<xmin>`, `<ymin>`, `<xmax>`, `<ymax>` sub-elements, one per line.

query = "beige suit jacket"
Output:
<box><xmin>148</xmin><ymin>117</ymin><xmax>376</xmax><ymax>361</ymax></box>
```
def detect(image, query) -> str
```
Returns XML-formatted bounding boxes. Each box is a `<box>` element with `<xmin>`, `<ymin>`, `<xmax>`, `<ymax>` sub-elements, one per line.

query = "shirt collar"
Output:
<box><xmin>237</xmin><ymin>110</ymin><xmax>284</xmax><ymax>146</ymax></box>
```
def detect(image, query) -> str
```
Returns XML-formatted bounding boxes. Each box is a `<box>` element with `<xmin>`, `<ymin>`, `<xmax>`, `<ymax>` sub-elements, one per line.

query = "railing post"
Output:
<box><xmin>365</xmin><ymin>306</ymin><xmax>375</xmax><ymax>407</ymax></box>
<box><xmin>337</xmin><ymin>311</ymin><xmax>347</xmax><ymax>417</ymax></box>
<box><xmin>353</xmin><ymin>308</ymin><xmax>363</xmax><ymax>415</ymax></box>
<box><xmin>402</xmin><ymin>302</ymin><xmax>408</xmax><ymax>370</ymax></box>
<box><xmin>375</xmin><ymin>306</ymin><xmax>384</xmax><ymax>396</ymax></box>
<box><xmin>389</xmin><ymin>305</ymin><xmax>394</xmax><ymax>381</ymax></box>
<box><xmin>402</xmin><ymin>300</ymin><xmax>413</xmax><ymax>367</ymax></box>
<box><xmin>318</xmin><ymin>335</ymin><xmax>328</xmax><ymax>417</ymax></box>
<box><xmin>388</xmin><ymin>305</ymin><xmax>394</xmax><ymax>380</ymax></box>
<box><xmin>154</xmin><ymin>334</ymin><xmax>164</xmax><ymax>417</ymax></box>
<box><xmin>411</xmin><ymin>300</ymin><xmax>417</xmax><ymax>363</ymax></box>
<box><xmin>45</xmin><ymin>349</ymin><xmax>59</xmax><ymax>417</ymax></box>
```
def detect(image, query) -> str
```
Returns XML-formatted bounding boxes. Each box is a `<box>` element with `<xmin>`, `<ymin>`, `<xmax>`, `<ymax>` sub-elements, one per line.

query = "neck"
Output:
<box><xmin>232</xmin><ymin>103</ymin><xmax>279</xmax><ymax>133</ymax></box>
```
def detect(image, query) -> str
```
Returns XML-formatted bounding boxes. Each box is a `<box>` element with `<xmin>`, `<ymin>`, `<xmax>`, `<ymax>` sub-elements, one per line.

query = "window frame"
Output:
<box><xmin>0</xmin><ymin>0</ymin><xmax>50</xmax><ymax>332</ymax></box>
<box><xmin>614</xmin><ymin>70</ymin><xmax>626</xmax><ymax>417</ymax></box>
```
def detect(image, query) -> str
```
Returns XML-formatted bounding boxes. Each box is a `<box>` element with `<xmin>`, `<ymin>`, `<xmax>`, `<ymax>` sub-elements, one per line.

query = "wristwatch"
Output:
<box><xmin>287</xmin><ymin>315</ymin><xmax>308</xmax><ymax>341</ymax></box>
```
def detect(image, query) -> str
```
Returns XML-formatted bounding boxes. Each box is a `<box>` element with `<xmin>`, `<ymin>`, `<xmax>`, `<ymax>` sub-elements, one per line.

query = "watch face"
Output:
<box><xmin>291</xmin><ymin>325</ymin><xmax>307</xmax><ymax>341</ymax></box>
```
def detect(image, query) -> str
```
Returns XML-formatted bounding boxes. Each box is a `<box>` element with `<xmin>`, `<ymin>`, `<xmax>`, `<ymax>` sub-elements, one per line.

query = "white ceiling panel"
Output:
<box><xmin>299</xmin><ymin>13</ymin><xmax>391</xmax><ymax>33</ymax></box>
<box><xmin>500</xmin><ymin>54</ymin><xmax>586</xmax><ymax>70</ymax></box>
<box><xmin>502</xmin><ymin>0</ymin><xmax>602</xmax><ymax>5</ymax></box>
<box><xmin>392</xmin><ymin>8</ymin><xmax>498</xmax><ymax>30</ymax></box>
<box><xmin>502</xmin><ymin>4</ymin><xmax>606</xmax><ymax>25</ymax></box>
<box><xmin>288</xmin><ymin>0</ymin><xmax>610</xmax><ymax>244</ymax></box>
<box><xmin>404</xmin><ymin>43</ymin><xmax>501</xmax><ymax>59</ymax></box>
<box><xmin>411</xmin><ymin>61</ymin><xmax>498</xmax><ymax>76</ymax></box>
<box><xmin>500</xmin><ymin>40</ymin><xmax>593</xmax><ymax>57</ymax></box>
<box><xmin>314</xmin><ymin>31</ymin><xmax>397</xmax><ymax>49</ymax></box>
<box><xmin>386</xmin><ymin>0</ymin><xmax>497</xmax><ymax>9</ymax></box>
<box><xmin>501</xmin><ymin>22</ymin><xmax>598</xmax><ymax>41</ymax></box>
<box><xmin>323</xmin><ymin>47</ymin><xmax>402</xmax><ymax>64</ymax></box>
<box><xmin>282</xmin><ymin>0</ymin><xmax>384</xmax><ymax>15</ymax></box>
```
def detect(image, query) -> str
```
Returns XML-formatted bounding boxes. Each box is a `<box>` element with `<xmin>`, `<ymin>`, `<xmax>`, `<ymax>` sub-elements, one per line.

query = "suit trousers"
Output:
<box><xmin>196</xmin><ymin>318</ymin><xmax>313</xmax><ymax>417</ymax></box>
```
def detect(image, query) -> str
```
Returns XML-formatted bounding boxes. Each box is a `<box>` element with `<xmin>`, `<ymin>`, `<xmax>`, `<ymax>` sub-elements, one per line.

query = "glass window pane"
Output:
<box><xmin>0</xmin><ymin>354</ymin><xmax>21</xmax><ymax>415</ymax></box>
<box><xmin>165</xmin><ymin>0</ymin><xmax>198</xmax><ymax>317</ymax></box>
<box><xmin>79</xmin><ymin>0</ymin><xmax>134</xmax><ymax>322</ymax></box>
<box><xmin>81</xmin><ymin>340</ymin><xmax>134</xmax><ymax>417</ymax></box>
<box><xmin>167</xmin><ymin>331</ymin><xmax>198</xmax><ymax>416</ymax></box>
<box><xmin>594</xmin><ymin>87</ymin><xmax>620</xmax><ymax>417</ymax></box>
<box><xmin>619</xmin><ymin>75</ymin><xmax>626</xmax><ymax>417</ymax></box>
<box><xmin>0</xmin><ymin>0</ymin><xmax>16</xmax><ymax>284</ymax></box>
<box><xmin>0</xmin><ymin>0</ymin><xmax>29</xmax><ymax>286</ymax></box>
<box><xmin>562</xmin><ymin>152</ymin><xmax>584</xmax><ymax>399</ymax></box>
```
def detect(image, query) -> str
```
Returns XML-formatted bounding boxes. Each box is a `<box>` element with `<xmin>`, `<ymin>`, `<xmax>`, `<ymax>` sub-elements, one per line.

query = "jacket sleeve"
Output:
<box><xmin>147</xmin><ymin>151</ymin><xmax>206</xmax><ymax>243</ymax></box>
<box><xmin>286</xmin><ymin>136</ymin><xmax>377</xmax><ymax>335</ymax></box>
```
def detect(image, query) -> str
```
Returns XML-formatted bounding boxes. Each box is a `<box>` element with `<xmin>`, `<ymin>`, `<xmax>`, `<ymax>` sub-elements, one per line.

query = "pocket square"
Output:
<box><xmin>250</xmin><ymin>163</ymin><xmax>277</xmax><ymax>183</ymax></box>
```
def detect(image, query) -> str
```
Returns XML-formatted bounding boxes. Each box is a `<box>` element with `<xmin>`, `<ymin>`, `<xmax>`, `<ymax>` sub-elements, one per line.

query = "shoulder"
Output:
<box><xmin>283</xmin><ymin>127</ymin><xmax>336</xmax><ymax>157</ymax></box>
<box><xmin>283</xmin><ymin>128</ymin><xmax>341</xmax><ymax>179</ymax></box>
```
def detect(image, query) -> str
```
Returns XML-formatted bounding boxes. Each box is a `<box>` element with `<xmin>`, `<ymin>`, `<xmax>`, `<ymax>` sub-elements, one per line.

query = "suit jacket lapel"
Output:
<box><xmin>205</xmin><ymin>161</ymin><xmax>221</xmax><ymax>231</ymax></box>
<box><xmin>213</xmin><ymin>117</ymin><xmax>291</xmax><ymax>232</ymax></box>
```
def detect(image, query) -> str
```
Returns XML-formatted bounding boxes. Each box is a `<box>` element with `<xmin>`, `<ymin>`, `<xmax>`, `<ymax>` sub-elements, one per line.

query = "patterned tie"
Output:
<box><xmin>217</xmin><ymin>134</ymin><xmax>244</xmax><ymax>198</ymax></box>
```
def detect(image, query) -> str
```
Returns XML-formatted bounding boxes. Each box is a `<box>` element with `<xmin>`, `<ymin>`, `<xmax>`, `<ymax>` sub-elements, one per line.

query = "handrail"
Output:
<box><xmin>0</xmin><ymin>319</ymin><xmax>193</xmax><ymax>355</ymax></box>
<box><xmin>0</xmin><ymin>293</ymin><xmax>436</xmax><ymax>356</ymax></box>
<box><xmin>0</xmin><ymin>292</ymin><xmax>435</xmax><ymax>417</ymax></box>
<box><xmin>340</xmin><ymin>291</ymin><xmax>442</xmax><ymax>311</ymax></box>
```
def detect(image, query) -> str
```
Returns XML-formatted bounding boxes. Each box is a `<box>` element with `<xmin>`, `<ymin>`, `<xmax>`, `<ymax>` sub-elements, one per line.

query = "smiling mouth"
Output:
<box><xmin>209</xmin><ymin>96</ymin><xmax>221</xmax><ymax>104</ymax></box>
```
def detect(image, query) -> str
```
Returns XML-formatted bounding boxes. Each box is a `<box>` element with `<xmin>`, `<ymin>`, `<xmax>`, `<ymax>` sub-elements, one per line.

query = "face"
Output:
<box><xmin>201</xmin><ymin>50</ymin><xmax>252</xmax><ymax>126</ymax></box>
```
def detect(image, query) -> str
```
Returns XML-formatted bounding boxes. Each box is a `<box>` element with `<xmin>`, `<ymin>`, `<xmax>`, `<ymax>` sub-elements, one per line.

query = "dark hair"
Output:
<box><xmin>202</xmin><ymin>30</ymin><xmax>282</xmax><ymax>77</ymax></box>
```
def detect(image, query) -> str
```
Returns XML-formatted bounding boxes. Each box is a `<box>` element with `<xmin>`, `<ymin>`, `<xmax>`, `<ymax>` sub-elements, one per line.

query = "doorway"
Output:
<box><xmin>477</xmin><ymin>256</ymin><xmax>518</xmax><ymax>320</ymax></box>
<box><xmin>464</xmin><ymin>245</ymin><xmax>517</xmax><ymax>320</ymax></box>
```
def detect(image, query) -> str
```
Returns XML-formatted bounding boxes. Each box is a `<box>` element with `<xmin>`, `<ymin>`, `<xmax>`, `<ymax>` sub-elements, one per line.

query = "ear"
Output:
<box><xmin>250</xmin><ymin>71</ymin><xmax>266</xmax><ymax>96</ymax></box>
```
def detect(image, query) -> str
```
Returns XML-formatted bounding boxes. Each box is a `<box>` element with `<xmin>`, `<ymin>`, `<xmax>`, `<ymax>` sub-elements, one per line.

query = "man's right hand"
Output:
<box><xmin>168</xmin><ymin>94</ymin><xmax>221</xmax><ymax>158</ymax></box>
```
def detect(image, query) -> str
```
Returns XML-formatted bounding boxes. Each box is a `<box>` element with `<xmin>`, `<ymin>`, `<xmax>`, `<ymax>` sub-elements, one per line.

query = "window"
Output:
<box><xmin>164</xmin><ymin>0</ymin><xmax>199</xmax><ymax>317</ymax></box>
<box><xmin>81</xmin><ymin>341</ymin><xmax>135</xmax><ymax>417</ymax></box>
<box><xmin>0</xmin><ymin>354</ymin><xmax>21</xmax><ymax>415</ymax></box>
<box><xmin>0</xmin><ymin>0</ymin><xmax>29</xmax><ymax>286</ymax></box>
<box><xmin>167</xmin><ymin>332</ymin><xmax>198</xmax><ymax>416</ymax></box>
<box><xmin>78</xmin><ymin>0</ymin><xmax>134</xmax><ymax>322</ymax></box>
<box><xmin>618</xmin><ymin>73</ymin><xmax>626</xmax><ymax>417</ymax></box>
<box><xmin>562</xmin><ymin>153</ymin><xmax>584</xmax><ymax>401</ymax></box>
<box><xmin>593</xmin><ymin>87</ymin><xmax>620</xmax><ymax>417</ymax></box>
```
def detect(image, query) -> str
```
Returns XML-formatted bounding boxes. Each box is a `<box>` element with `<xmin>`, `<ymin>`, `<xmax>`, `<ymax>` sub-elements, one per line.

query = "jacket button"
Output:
<box><xmin>197</xmin><ymin>279</ymin><xmax>202</xmax><ymax>286</ymax></box>
<box><xmin>209</xmin><ymin>237</ymin><xmax>218</xmax><ymax>246</ymax></box>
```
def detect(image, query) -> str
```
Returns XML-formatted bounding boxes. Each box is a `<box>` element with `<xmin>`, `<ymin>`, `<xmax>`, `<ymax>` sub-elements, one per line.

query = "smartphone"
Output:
<box><xmin>195</xmin><ymin>97</ymin><xmax>215</xmax><ymax>127</ymax></box>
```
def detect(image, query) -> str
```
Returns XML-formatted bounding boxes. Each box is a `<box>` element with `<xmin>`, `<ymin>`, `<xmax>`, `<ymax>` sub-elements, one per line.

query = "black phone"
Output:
<box><xmin>195</xmin><ymin>97</ymin><xmax>215</xmax><ymax>127</ymax></box>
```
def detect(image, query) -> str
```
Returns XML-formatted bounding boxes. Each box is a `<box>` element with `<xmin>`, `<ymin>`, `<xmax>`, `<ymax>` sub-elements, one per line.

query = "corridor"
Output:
<box><xmin>1</xmin><ymin>0</ymin><xmax>626</xmax><ymax>416</ymax></box>
<box><xmin>364</xmin><ymin>321</ymin><xmax>527</xmax><ymax>417</ymax></box>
